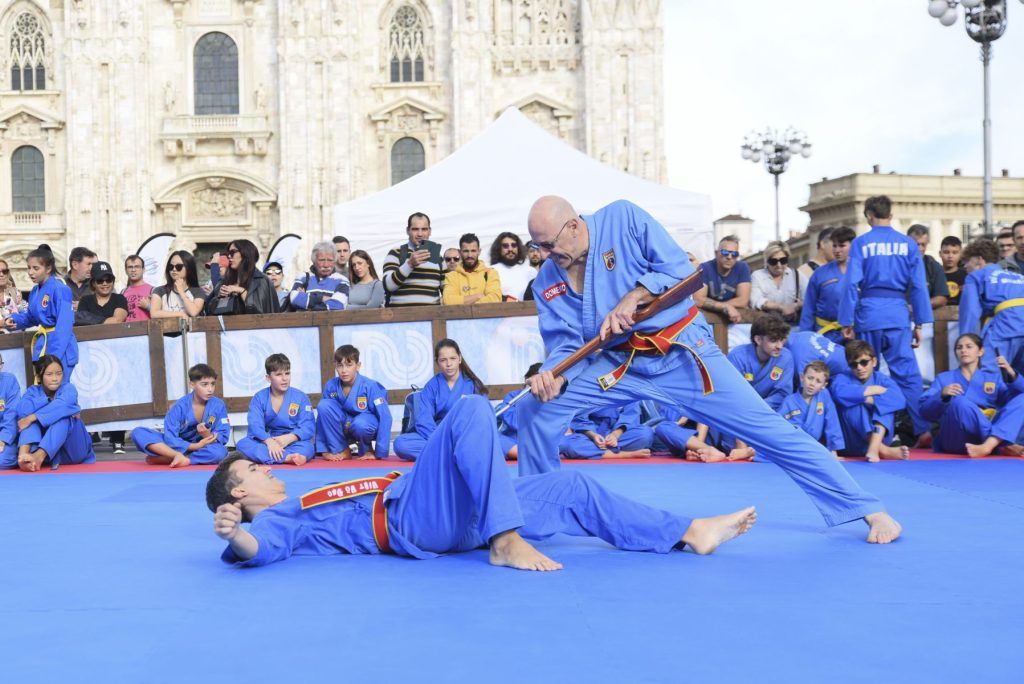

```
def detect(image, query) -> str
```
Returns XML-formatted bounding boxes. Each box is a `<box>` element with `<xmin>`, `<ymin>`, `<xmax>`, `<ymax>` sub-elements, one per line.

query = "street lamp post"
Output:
<box><xmin>740</xmin><ymin>128</ymin><xmax>812</xmax><ymax>243</ymax></box>
<box><xmin>927</xmin><ymin>0</ymin><xmax>1020</xmax><ymax>234</ymax></box>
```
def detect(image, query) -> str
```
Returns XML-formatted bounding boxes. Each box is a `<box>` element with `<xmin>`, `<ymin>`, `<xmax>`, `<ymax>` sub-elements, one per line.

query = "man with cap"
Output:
<box><xmin>263</xmin><ymin>260</ymin><xmax>289</xmax><ymax>310</ymax></box>
<box><xmin>75</xmin><ymin>262</ymin><xmax>128</xmax><ymax>326</ymax></box>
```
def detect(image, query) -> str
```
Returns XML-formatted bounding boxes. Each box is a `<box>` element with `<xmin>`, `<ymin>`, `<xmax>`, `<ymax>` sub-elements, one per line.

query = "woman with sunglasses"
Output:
<box><xmin>919</xmin><ymin>333</ymin><xmax>1024</xmax><ymax>457</ymax></box>
<box><xmin>0</xmin><ymin>258</ymin><xmax>25</xmax><ymax>321</ymax></box>
<box><xmin>75</xmin><ymin>262</ymin><xmax>128</xmax><ymax>326</ymax></box>
<box><xmin>750</xmin><ymin>241</ymin><xmax>802</xmax><ymax>322</ymax></box>
<box><xmin>206</xmin><ymin>240</ymin><xmax>279</xmax><ymax>315</ymax></box>
<box><xmin>151</xmin><ymin>251</ymin><xmax>206</xmax><ymax>319</ymax></box>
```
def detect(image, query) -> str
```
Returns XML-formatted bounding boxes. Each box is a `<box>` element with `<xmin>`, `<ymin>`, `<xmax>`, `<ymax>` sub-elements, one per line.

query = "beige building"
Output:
<box><xmin>712</xmin><ymin>214</ymin><xmax>753</xmax><ymax>255</ymax></box>
<box><xmin>0</xmin><ymin>0</ymin><xmax>664</xmax><ymax>281</ymax></box>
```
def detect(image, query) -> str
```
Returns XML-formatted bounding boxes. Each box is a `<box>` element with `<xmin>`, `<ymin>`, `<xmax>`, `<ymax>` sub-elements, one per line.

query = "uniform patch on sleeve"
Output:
<box><xmin>984</xmin><ymin>382</ymin><xmax>996</xmax><ymax>394</ymax></box>
<box><xmin>41</xmin><ymin>294</ymin><xmax>50</xmax><ymax>309</ymax></box>
<box><xmin>0</xmin><ymin>399</ymin><xmax>5</xmax><ymax>411</ymax></box>
<box><xmin>743</xmin><ymin>372</ymin><xmax>754</xmax><ymax>382</ymax></box>
<box><xmin>221</xmin><ymin>418</ymin><xmax>229</xmax><ymax>424</ymax></box>
<box><xmin>288</xmin><ymin>402</ymin><xmax>300</xmax><ymax>417</ymax></box>
<box><xmin>784</xmin><ymin>409</ymin><xmax>802</xmax><ymax>419</ymax></box>
<box><xmin>304</xmin><ymin>405</ymin><xmax>312</xmax><ymax>411</ymax></box>
<box><xmin>602</xmin><ymin>249</ymin><xmax>616</xmax><ymax>270</ymax></box>
<box><xmin>373</xmin><ymin>397</ymin><xmax>385</xmax><ymax>406</ymax></box>
<box><xmin>770</xmin><ymin>366</ymin><xmax>783</xmax><ymax>381</ymax></box>
<box><xmin>356</xmin><ymin>396</ymin><xmax>368</xmax><ymax>410</ymax></box>
<box><xmin>816</xmin><ymin>402</ymin><xmax>824</xmax><ymax>415</ymax></box>
<box><xmin>542</xmin><ymin>282</ymin><xmax>568</xmax><ymax>301</ymax></box>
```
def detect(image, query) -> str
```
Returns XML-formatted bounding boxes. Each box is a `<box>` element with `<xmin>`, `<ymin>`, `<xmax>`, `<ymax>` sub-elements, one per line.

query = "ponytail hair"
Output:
<box><xmin>27</xmin><ymin>245</ymin><xmax>56</xmax><ymax>275</ymax></box>
<box><xmin>434</xmin><ymin>338</ymin><xmax>487</xmax><ymax>396</ymax></box>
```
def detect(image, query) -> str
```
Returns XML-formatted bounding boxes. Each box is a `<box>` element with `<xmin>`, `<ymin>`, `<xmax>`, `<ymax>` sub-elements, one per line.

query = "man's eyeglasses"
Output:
<box><xmin>719</xmin><ymin>249</ymin><xmax>740</xmax><ymax>259</ymax></box>
<box><xmin>168</xmin><ymin>263</ymin><xmax>186</xmax><ymax>272</ymax></box>
<box><xmin>528</xmin><ymin>219</ymin><xmax>573</xmax><ymax>252</ymax></box>
<box><xmin>444</xmin><ymin>257</ymin><xmax>460</xmax><ymax>263</ymax></box>
<box><xmin>767</xmin><ymin>256</ymin><xmax>789</xmax><ymax>267</ymax></box>
<box><xmin>0</xmin><ymin>269</ymin><xmax>9</xmax><ymax>275</ymax></box>
<box><xmin>849</xmin><ymin>358</ymin><xmax>873</xmax><ymax>369</ymax></box>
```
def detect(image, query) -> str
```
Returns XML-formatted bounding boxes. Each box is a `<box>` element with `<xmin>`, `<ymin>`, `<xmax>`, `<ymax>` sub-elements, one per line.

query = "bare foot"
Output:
<box><xmin>506</xmin><ymin>445</ymin><xmax>518</xmax><ymax>461</ymax></box>
<box><xmin>913</xmin><ymin>431</ymin><xmax>932</xmax><ymax>449</ymax></box>
<box><xmin>681</xmin><ymin>506</ymin><xmax>758</xmax><ymax>555</ymax></box>
<box><xmin>726</xmin><ymin>446</ymin><xmax>755</xmax><ymax>461</ymax></box>
<box><xmin>1002</xmin><ymin>443</ymin><xmax>1024</xmax><ymax>457</ymax></box>
<box><xmin>283</xmin><ymin>454</ymin><xmax>308</xmax><ymax>466</ymax></box>
<box><xmin>145</xmin><ymin>454</ymin><xmax>173</xmax><ymax>465</ymax></box>
<box><xmin>691</xmin><ymin>445</ymin><xmax>727</xmax><ymax>462</ymax></box>
<box><xmin>864</xmin><ymin>448</ymin><xmax>880</xmax><ymax>463</ymax></box>
<box><xmin>878</xmin><ymin>444</ymin><xmax>909</xmax><ymax>460</ymax></box>
<box><xmin>169</xmin><ymin>453</ymin><xmax>191</xmax><ymax>468</ymax></box>
<box><xmin>603</xmin><ymin>448</ymin><xmax>651</xmax><ymax>459</ymax></box>
<box><xmin>357</xmin><ymin>454</ymin><xmax>376</xmax><ymax>461</ymax></box>
<box><xmin>488</xmin><ymin>530</ymin><xmax>563</xmax><ymax>571</ymax></box>
<box><xmin>18</xmin><ymin>449</ymin><xmax>46</xmax><ymax>472</ymax></box>
<box><xmin>865</xmin><ymin>511</ymin><xmax>902</xmax><ymax>544</ymax></box>
<box><xmin>320</xmin><ymin>449</ymin><xmax>352</xmax><ymax>461</ymax></box>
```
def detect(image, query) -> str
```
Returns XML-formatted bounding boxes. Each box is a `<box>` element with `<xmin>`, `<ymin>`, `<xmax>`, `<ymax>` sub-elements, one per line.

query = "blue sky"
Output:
<box><xmin>663</xmin><ymin>0</ymin><xmax>1024</xmax><ymax>250</ymax></box>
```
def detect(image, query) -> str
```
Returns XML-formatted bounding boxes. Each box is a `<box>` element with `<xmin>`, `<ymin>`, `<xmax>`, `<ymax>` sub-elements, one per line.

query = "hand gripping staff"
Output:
<box><xmin>495</xmin><ymin>268</ymin><xmax>706</xmax><ymax>418</ymax></box>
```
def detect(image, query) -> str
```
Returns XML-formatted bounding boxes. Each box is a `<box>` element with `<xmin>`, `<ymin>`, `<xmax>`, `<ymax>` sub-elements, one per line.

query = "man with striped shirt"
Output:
<box><xmin>289</xmin><ymin>241</ymin><xmax>350</xmax><ymax>311</ymax></box>
<box><xmin>382</xmin><ymin>212</ymin><xmax>443</xmax><ymax>307</ymax></box>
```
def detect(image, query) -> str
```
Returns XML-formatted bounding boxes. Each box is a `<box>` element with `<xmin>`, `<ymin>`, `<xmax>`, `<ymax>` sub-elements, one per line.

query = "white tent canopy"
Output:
<box><xmin>332</xmin><ymin>107</ymin><xmax>713</xmax><ymax>272</ymax></box>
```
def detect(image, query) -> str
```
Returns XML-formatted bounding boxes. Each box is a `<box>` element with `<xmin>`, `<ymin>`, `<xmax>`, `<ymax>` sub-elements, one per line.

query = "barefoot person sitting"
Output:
<box><xmin>208</xmin><ymin>396</ymin><xmax>757</xmax><ymax>570</ymax></box>
<box><xmin>558</xmin><ymin>401</ymin><xmax>654</xmax><ymax>460</ymax></box>
<box><xmin>919</xmin><ymin>333</ymin><xmax>1024</xmax><ymax>457</ymax></box>
<box><xmin>830</xmin><ymin>340</ymin><xmax>910</xmax><ymax>462</ymax></box>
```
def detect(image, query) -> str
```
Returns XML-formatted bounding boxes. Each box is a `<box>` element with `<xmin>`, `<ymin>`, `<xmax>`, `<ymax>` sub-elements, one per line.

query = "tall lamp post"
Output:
<box><xmin>927</xmin><ymin>0</ymin><xmax>1020</xmax><ymax>234</ymax></box>
<box><xmin>740</xmin><ymin>128</ymin><xmax>812</xmax><ymax>243</ymax></box>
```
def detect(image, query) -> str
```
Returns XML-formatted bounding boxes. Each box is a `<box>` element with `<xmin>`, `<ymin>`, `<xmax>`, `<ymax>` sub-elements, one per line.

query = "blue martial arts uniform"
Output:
<box><xmin>131</xmin><ymin>392</ymin><xmax>230</xmax><ymax>464</ymax></box>
<box><xmin>315</xmin><ymin>374</ymin><xmax>392</xmax><ymax>458</ymax></box>
<box><xmin>958</xmin><ymin>264</ymin><xmax>1024</xmax><ymax>376</ymax></box>
<box><xmin>777</xmin><ymin>391</ymin><xmax>845</xmax><ymax>452</ymax></box>
<box><xmin>799</xmin><ymin>261</ymin><xmax>846</xmax><ymax>342</ymax></box>
<box><xmin>0</xmin><ymin>372</ymin><xmax>23</xmax><ymax>468</ymax></box>
<box><xmin>222</xmin><ymin>396</ymin><xmax>693</xmax><ymax>567</ymax></box>
<box><xmin>559</xmin><ymin>402</ymin><xmax>654</xmax><ymax>459</ymax></box>
<box><xmin>519</xmin><ymin>199</ymin><xmax>885</xmax><ymax>527</ymax></box>
<box><xmin>9</xmin><ymin>276</ymin><xmax>78</xmax><ymax>379</ymax></box>
<box><xmin>15</xmin><ymin>382</ymin><xmax>94</xmax><ymax>466</ymax></box>
<box><xmin>393</xmin><ymin>372</ymin><xmax>484</xmax><ymax>461</ymax></box>
<box><xmin>830</xmin><ymin>370</ymin><xmax>905</xmax><ymax>457</ymax></box>
<box><xmin>838</xmin><ymin>225</ymin><xmax>932</xmax><ymax>435</ymax></box>
<box><xmin>707</xmin><ymin>343</ymin><xmax>794</xmax><ymax>451</ymax></box>
<box><xmin>494</xmin><ymin>389</ymin><xmax>524</xmax><ymax>456</ymax></box>
<box><xmin>785</xmin><ymin>331</ymin><xmax>848</xmax><ymax>387</ymax></box>
<box><xmin>647</xmin><ymin>401</ymin><xmax>697</xmax><ymax>456</ymax></box>
<box><xmin>237</xmin><ymin>387</ymin><xmax>315</xmax><ymax>463</ymax></box>
<box><xmin>920</xmin><ymin>367</ymin><xmax>1024</xmax><ymax>454</ymax></box>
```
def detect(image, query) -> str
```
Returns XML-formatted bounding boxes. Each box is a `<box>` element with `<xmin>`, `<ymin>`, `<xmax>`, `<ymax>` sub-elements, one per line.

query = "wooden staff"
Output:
<box><xmin>495</xmin><ymin>268</ymin><xmax>705</xmax><ymax>417</ymax></box>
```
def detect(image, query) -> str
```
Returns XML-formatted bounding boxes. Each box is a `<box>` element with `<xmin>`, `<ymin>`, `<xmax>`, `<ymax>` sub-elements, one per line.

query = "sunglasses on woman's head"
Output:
<box><xmin>767</xmin><ymin>256</ymin><xmax>789</xmax><ymax>266</ymax></box>
<box><xmin>169</xmin><ymin>263</ymin><xmax>185</xmax><ymax>271</ymax></box>
<box><xmin>849</xmin><ymin>358</ymin><xmax>873</xmax><ymax>368</ymax></box>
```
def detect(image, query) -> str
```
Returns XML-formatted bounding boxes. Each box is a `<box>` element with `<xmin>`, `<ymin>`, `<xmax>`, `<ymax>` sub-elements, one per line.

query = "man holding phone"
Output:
<box><xmin>381</xmin><ymin>212</ymin><xmax>443</xmax><ymax>307</ymax></box>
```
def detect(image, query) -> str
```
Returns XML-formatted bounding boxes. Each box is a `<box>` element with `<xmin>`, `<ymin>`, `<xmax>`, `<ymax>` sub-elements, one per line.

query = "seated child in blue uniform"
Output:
<box><xmin>207</xmin><ymin>395</ymin><xmax>759</xmax><ymax>570</ymax></box>
<box><xmin>559</xmin><ymin>401</ymin><xmax>654</xmax><ymax>460</ymax></box>
<box><xmin>703</xmin><ymin>313</ymin><xmax>794</xmax><ymax>461</ymax></box>
<box><xmin>829</xmin><ymin>340</ymin><xmax>909</xmax><ymax>462</ymax></box>
<box><xmin>777</xmin><ymin>361</ymin><xmax>845</xmax><ymax>456</ymax></box>
<box><xmin>237</xmin><ymin>353</ymin><xmax>315</xmax><ymax>466</ymax></box>
<box><xmin>919</xmin><ymin>333</ymin><xmax>1024</xmax><ymax>457</ymax></box>
<box><xmin>494</xmin><ymin>362</ymin><xmax>543</xmax><ymax>461</ymax></box>
<box><xmin>131</xmin><ymin>363</ymin><xmax>230</xmax><ymax>467</ymax></box>
<box><xmin>393</xmin><ymin>338</ymin><xmax>488</xmax><ymax>461</ymax></box>
<box><xmin>14</xmin><ymin>355</ymin><xmax>95</xmax><ymax>471</ymax></box>
<box><xmin>315</xmin><ymin>344</ymin><xmax>392</xmax><ymax>461</ymax></box>
<box><xmin>0</xmin><ymin>356</ymin><xmax>23</xmax><ymax>468</ymax></box>
<box><xmin>645</xmin><ymin>400</ymin><xmax>727</xmax><ymax>462</ymax></box>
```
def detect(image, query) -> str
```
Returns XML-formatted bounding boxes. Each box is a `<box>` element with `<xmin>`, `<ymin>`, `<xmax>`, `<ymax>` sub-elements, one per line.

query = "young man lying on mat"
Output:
<box><xmin>207</xmin><ymin>396</ymin><xmax>756</xmax><ymax>571</ymax></box>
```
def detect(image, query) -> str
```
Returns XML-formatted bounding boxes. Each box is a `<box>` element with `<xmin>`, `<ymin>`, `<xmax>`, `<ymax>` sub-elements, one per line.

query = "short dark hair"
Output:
<box><xmin>332</xmin><ymin>235</ymin><xmax>350</xmax><ymax>246</ymax></box>
<box><xmin>906</xmin><ymin>224</ymin><xmax>930</xmax><ymax>238</ymax></box>
<box><xmin>802</xmin><ymin>360</ymin><xmax>831</xmax><ymax>378</ymax></box>
<box><xmin>265</xmin><ymin>353</ymin><xmax>290</xmax><ymax>374</ymax></box>
<box><xmin>407</xmin><ymin>212</ymin><xmax>431</xmax><ymax>229</ymax></box>
<box><xmin>750</xmin><ymin>313</ymin><xmax>791</xmax><ymax>344</ymax></box>
<box><xmin>961</xmin><ymin>238</ymin><xmax>999</xmax><ymax>265</ymax></box>
<box><xmin>459</xmin><ymin>233</ymin><xmax>480</xmax><ymax>248</ymax></box>
<box><xmin>124</xmin><ymin>254</ymin><xmax>144</xmax><ymax>268</ymax></box>
<box><xmin>996</xmin><ymin>229</ymin><xmax>1013</xmax><ymax>239</ymax></box>
<box><xmin>830</xmin><ymin>226</ymin><xmax>856</xmax><ymax>245</ymax></box>
<box><xmin>719</xmin><ymin>234</ymin><xmax>740</xmax><ymax>246</ymax></box>
<box><xmin>863</xmin><ymin>195</ymin><xmax>892</xmax><ymax>220</ymax></box>
<box><xmin>205</xmin><ymin>453</ymin><xmax>252</xmax><ymax>513</ymax></box>
<box><xmin>334</xmin><ymin>344</ymin><xmax>359</xmax><ymax>364</ymax></box>
<box><xmin>188</xmin><ymin>363</ymin><xmax>218</xmax><ymax>383</ymax></box>
<box><xmin>69</xmin><ymin>246</ymin><xmax>97</xmax><ymax>265</ymax></box>
<box><xmin>817</xmin><ymin>227</ymin><xmax>835</xmax><ymax>247</ymax></box>
<box><xmin>845</xmin><ymin>340</ymin><xmax>876</xmax><ymax>365</ymax></box>
<box><xmin>940</xmin><ymin>236</ymin><xmax>962</xmax><ymax>249</ymax></box>
<box><xmin>1012</xmin><ymin>220</ymin><xmax>1024</xmax><ymax>237</ymax></box>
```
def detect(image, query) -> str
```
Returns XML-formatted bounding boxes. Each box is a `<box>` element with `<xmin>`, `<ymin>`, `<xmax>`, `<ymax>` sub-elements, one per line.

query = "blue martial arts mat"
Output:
<box><xmin>1</xmin><ymin>460</ymin><xmax>1021</xmax><ymax>683</ymax></box>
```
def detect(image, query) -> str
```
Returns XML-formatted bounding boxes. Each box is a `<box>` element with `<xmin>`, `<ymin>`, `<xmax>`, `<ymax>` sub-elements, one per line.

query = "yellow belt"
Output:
<box><xmin>815</xmin><ymin>316</ymin><xmax>842</xmax><ymax>335</ymax></box>
<box><xmin>993</xmin><ymin>297</ymin><xmax>1024</xmax><ymax>315</ymax></box>
<box><xmin>30</xmin><ymin>325</ymin><xmax>55</xmax><ymax>357</ymax></box>
<box><xmin>981</xmin><ymin>408</ymin><xmax>997</xmax><ymax>420</ymax></box>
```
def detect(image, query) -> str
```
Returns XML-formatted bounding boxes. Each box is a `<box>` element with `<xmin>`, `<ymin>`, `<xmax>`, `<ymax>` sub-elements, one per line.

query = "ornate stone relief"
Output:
<box><xmin>189</xmin><ymin>177</ymin><xmax>247</xmax><ymax>219</ymax></box>
<box><xmin>492</xmin><ymin>0</ymin><xmax>579</xmax><ymax>73</ymax></box>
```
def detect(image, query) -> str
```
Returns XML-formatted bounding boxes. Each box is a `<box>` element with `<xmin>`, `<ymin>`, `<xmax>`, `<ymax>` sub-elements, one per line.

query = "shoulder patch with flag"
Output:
<box><xmin>373</xmin><ymin>397</ymin><xmax>385</xmax><ymax>406</ymax></box>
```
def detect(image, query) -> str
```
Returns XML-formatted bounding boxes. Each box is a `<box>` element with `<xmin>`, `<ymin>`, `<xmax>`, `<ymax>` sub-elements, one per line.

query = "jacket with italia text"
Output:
<box><xmin>16</xmin><ymin>381</ymin><xmax>81</xmax><ymax>424</ymax></box>
<box><xmin>726</xmin><ymin>343</ymin><xmax>794</xmax><ymax>410</ymax></box>
<box><xmin>529</xmin><ymin>199</ymin><xmax>713</xmax><ymax>385</ymax></box>
<box><xmin>321</xmin><ymin>374</ymin><xmax>392</xmax><ymax>457</ymax></box>
<box><xmin>785</xmin><ymin>331</ymin><xmax>848</xmax><ymax>381</ymax></box>
<box><xmin>958</xmin><ymin>264</ymin><xmax>1024</xmax><ymax>342</ymax></box>
<box><xmin>9</xmin><ymin>276</ymin><xmax>78</xmax><ymax>366</ymax></box>
<box><xmin>163</xmin><ymin>392</ymin><xmax>231</xmax><ymax>453</ymax></box>
<box><xmin>837</xmin><ymin>226</ymin><xmax>932</xmax><ymax>331</ymax></box>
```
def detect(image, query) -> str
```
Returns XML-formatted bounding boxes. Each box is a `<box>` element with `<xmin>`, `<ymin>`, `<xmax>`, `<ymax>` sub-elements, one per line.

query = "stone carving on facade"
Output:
<box><xmin>191</xmin><ymin>178</ymin><xmax>247</xmax><ymax>219</ymax></box>
<box><xmin>492</xmin><ymin>0</ymin><xmax>579</xmax><ymax>73</ymax></box>
<box><xmin>163</xmin><ymin>81</ymin><xmax>176</xmax><ymax>112</ymax></box>
<box><xmin>254</xmin><ymin>83</ymin><xmax>267</xmax><ymax>112</ymax></box>
<box><xmin>370</xmin><ymin>99</ymin><xmax>444</xmax><ymax>149</ymax></box>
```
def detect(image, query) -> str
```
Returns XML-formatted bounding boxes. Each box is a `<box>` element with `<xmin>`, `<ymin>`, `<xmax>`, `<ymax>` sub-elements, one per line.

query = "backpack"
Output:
<box><xmin>401</xmin><ymin>385</ymin><xmax>422</xmax><ymax>433</ymax></box>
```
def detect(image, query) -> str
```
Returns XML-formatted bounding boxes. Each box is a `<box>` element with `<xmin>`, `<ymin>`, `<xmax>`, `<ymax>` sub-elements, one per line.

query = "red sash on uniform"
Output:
<box><xmin>299</xmin><ymin>471</ymin><xmax>402</xmax><ymax>554</ymax></box>
<box><xmin>597</xmin><ymin>306</ymin><xmax>713</xmax><ymax>394</ymax></box>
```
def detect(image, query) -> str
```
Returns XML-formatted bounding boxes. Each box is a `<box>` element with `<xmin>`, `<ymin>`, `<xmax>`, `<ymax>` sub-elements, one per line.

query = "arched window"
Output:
<box><xmin>12</xmin><ymin>145</ymin><xmax>44</xmax><ymax>212</ymax></box>
<box><xmin>391</xmin><ymin>137</ymin><xmax>424</xmax><ymax>185</ymax></box>
<box><xmin>193</xmin><ymin>32</ymin><xmax>238</xmax><ymax>115</ymax></box>
<box><xmin>9</xmin><ymin>12</ymin><xmax>46</xmax><ymax>91</ymax></box>
<box><xmin>388</xmin><ymin>5</ymin><xmax>426</xmax><ymax>83</ymax></box>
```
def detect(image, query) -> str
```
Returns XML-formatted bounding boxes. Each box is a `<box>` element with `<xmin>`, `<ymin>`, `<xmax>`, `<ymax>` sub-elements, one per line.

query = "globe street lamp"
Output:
<box><xmin>740</xmin><ymin>128</ymin><xmax>812</xmax><ymax>243</ymax></box>
<box><xmin>927</xmin><ymin>0</ymin><xmax>1021</xmax><ymax>233</ymax></box>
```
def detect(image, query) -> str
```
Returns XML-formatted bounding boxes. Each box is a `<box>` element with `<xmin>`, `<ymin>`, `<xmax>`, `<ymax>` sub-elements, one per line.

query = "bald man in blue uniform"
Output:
<box><xmin>517</xmin><ymin>196</ymin><xmax>902</xmax><ymax>544</ymax></box>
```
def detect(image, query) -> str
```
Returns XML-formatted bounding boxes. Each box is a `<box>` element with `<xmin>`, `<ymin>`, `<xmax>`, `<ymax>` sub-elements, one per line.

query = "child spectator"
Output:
<box><xmin>315</xmin><ymin>345</ymin><xmax>391</xmax><ymax>460</ymax></box>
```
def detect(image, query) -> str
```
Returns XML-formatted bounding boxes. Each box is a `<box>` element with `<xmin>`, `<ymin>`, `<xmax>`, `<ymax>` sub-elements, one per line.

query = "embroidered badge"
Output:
<box><xmin>329</xmin><ymin>391</ymin><xmax>338</xmax><ymax>398</ymax></box>
<box><xmin>784</xmin><ymin>409</ymin><xmax>801</xmax><ymax>419</ymax></box>
<box><xmin>0</xmin><ymin>399</ymin><xmax>5</xmax><ymax>411</ymax></box>
<box><xmin>207</xmin><ymin>416</ymin><xmax>216</xmax><ymax>424</ymax></box>
<box><xmin>816</xmin><ymin>402</ymin><xmax>824</xmax><ymax>415</ymax></box>
<box><xmin>542</xmin><ymin>281</ymin><xmax>568</xmax><ymax>301</ymax></box>
<box><xmin>770</xmin><ymin>366</ymin><xmax>783</xmax><ymax>381</ymax></box>
<box><xmin>743</xmin><ymin>372</ymin><xmax>754</xmax><ymax>382</ymax></box>
<box><xmin>41</xmin><ymin>294</ymin><xmax>50</xmax><ymax>309</ymax></box>
<box><xmin>373</xmin><ymin>397</ymin><xmax>385</xmax><ymax>406</ymax></box>
<box><xmin>603</xmin><ymin>249</ymin><xmax>616</xmax><ymax>270</ymax></box>
<box><xmin>984</xmin><ymin>382</ymin><xmax>996</xmax><ymax>394</ymax></box>
<box><xmin>357</xmin><ymin>396</ymin><xmax>368</xmax><ymax>410</ymax></box>
<box><xmin>288</xmin><ymin>402</ymin><xmax>300</xmax><ymax>417</ymax></box>
<box><xmin>221</xmin><ymin>417</ymin><xmax>229</xmax><ymax>424</ymax></box>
